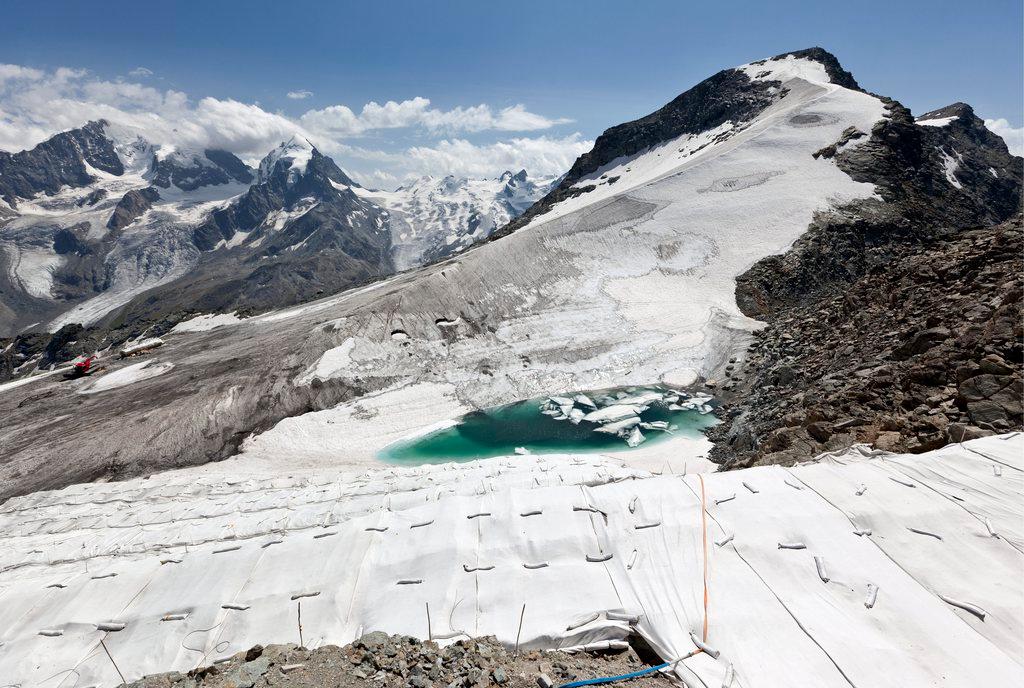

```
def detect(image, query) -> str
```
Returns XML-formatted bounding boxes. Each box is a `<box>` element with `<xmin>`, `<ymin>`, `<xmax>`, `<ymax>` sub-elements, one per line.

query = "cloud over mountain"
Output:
<box><xmin>0</xmin><ymin>63</ymin><xmax>585</xmax><ymax>188</ymax></box>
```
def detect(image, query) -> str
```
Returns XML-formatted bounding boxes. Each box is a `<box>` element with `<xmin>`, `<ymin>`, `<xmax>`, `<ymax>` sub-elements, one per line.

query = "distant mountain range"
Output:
<box><xmin>0</xmin><ymin>124</ymin><xmax>552</xmax><ymax>336</ymax></box>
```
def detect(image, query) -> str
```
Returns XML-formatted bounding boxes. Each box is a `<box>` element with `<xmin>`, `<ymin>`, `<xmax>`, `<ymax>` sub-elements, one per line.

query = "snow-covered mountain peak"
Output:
<box><xmin>98</xmin><ymin>122</ymin><xmax>156</xmax><ymax>175</ymax></box>
<box><xmin>149</xmin><ymin>145</ymin><xmax>253</xmax><ymax>191</ymax></box>
<box><xmin>257</xmin><ymin>135</ymin><xmax>315</xmax><ymax>183</ymax></box>
<box><xmin>738</xmin><ymin>53</ymin><xmax>831</xmax><ymax>85</ymax></box>
<box><xmin>739</xmin><ymin>47</ymin><xmax>861</xmax><ymax>90</ymax></box>
<box><xmin>499</xmin><ymin>169</ymin><xmax>529</xmax><ymax>183</ymax></box>
<box><xmin>357</xmin><ymin>169</ymin><xmax>557</xmax><ymax>269</ymax></box>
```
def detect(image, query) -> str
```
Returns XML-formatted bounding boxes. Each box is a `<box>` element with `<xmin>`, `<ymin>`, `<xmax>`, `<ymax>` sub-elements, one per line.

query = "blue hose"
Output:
<box><xmin>558</xmin><ymin>662</ymin><xmax>671</xmax><ymax>687</ymax></box>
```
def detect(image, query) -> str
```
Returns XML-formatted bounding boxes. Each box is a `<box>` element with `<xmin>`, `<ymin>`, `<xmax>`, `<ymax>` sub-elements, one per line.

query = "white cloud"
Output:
<box><xmin>985</xmin><ymin>118</ymin><xmax>1024</xmax><ymax>157</ymax></box>
<box><xmin>0</xmin><ymin>64</ymin><xmax>44</xmax><ymax>87</ymax></box>
<box><xmin>300</xmin><ymin>97</ymin><xmax>571</xmax><ymax>137</ymax></box>
<box><xmin>128</xmin><ymin>67</ymin><xmax>154</xmax><ymax>78</ymax></box>
<box><xmin>287</xmin><ymin>89</ymin><xmax>313</xmax><ymax>100</ymax></box>
<box><xmin>0</xmin><ymin>62</ymin><xmax>584</xmax><ymax>187</ymax></box>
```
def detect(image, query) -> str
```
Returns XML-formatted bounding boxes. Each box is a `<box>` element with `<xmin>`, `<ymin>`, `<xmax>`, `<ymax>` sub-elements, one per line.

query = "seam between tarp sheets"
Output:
<box><xmin>679</xmin><ymin>475</ymin><xmax>857</xmax><ymax>688</ymax></box>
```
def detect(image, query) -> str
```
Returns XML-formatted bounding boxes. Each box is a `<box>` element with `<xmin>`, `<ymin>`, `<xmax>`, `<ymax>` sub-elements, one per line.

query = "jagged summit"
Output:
<box><xmin>918</xmin><ymin>102</ymin><xmax>976</xmax><ymax>122</ymax></box>
<box><xmin>764</xmin><ymin>47</ymin><xmax>861</xmax><ymax>90</ymax></box>
<box><xmin>257</xmin><ymin>135</ymin><xmax>316</xmax><ymax>183</ymax></box>
<box><xmin>0</xmin><ymin>119</ymin><xmax>123</xmax><ymax>207</ymax></box>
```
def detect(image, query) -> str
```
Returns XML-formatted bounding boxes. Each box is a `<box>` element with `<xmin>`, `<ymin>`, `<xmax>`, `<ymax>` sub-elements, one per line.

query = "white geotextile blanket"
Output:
<box><xmin>0</xmin><ymin>436</ymin><xmax>1021</xmax><ymax>687</ymax></box>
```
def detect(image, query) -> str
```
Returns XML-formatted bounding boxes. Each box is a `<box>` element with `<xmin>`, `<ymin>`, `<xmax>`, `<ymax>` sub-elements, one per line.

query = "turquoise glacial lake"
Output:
<box><xmin>379</xmin><ymin>386</ymin><xmax>718</xmax><ymax>464</ymax></box>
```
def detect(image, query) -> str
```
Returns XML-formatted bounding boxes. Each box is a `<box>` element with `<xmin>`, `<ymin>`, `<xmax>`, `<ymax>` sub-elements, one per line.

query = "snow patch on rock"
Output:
<box><xmin>171</xmin><ymin>312</ymin><xmax>244</xmax><ymax>334</ymax></box>
<box><xmin>79</xmin><ymin>360</ymin><xmax>174</xmax><ymax>394</ymax></box>
<box><xmin>296</xmin><ymin>338</ymin><xmax>357</xmax><ymax>386</ymax></box>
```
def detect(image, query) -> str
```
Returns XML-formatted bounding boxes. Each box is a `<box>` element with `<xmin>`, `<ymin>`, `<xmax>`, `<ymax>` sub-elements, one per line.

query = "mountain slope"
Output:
<box><xmin>0</xmin><ymin>48</ymin><xmax>1020</xmax><ymax>500</ymax></box>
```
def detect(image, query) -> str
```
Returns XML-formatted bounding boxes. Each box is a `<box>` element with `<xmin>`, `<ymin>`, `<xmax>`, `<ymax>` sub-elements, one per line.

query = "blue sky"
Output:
<box><xmin>1</xmin><ymin>0</ymin><xmax>1020</xmax><ymax>186</ymax></box>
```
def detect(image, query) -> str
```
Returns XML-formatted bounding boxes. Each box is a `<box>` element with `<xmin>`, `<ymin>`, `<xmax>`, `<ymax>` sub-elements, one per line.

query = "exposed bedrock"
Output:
<box><xmin>711</xmin><ymin>216</ymin><xmax>1023</xmax><ymax>468</ymax></box>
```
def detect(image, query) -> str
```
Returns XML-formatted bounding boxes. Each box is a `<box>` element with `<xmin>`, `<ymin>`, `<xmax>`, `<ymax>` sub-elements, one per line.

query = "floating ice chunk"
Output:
<box><xmin>548</xmin><ymin>396</ymin><xmax>574</xmax><ymax>407</ymax></box>
<box><xmin>626</xmin><ymin>427</ymin><xmax>646</xmax><ymax>447</ymax></box>
<box><xmin>662</xmin><ymin>367</ymin><xmax>699</xmax><ymax>388</ymax></box>
<box><xmin>594</xmin><ymin>416</ymin><xmax>642</xmax><ymax>435</ymax></box>
<box><xmin>582</xmin><ymin>404</ymin><xmax>649</xmax><ymax>424</ymax></box>
<box><xmin>573</xmin><ymin>393</ymin><xmax>597</xmax><ymax>409</ymax></box>
<box><xmin>639</xmin><ymin>420</ymin><xmax>669</xmax><ymax>431</ymax></box>
<box><xmin>514</xmin><ymin>447</ymin><xmax>530</xmax><ymax>455</ymax></box>
<box><xmin>613</xmin><ymin>390</ymin><xmax>665</xmax><ymax>406</ymax></box>
<box><xmin>672</xmin><ymin>393</ymin><xmax>715</xmax><ymax>414</ymax></box>
<box><xmin>568</xmin><ymin>408</ymin><xmax>585</xmax><ymax>424</ymax></box>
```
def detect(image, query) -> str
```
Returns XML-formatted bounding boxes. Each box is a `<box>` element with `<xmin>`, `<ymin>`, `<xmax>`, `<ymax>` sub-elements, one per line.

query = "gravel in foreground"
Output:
<box><xmin>122</xmin><ymin>634</ymin><xmax>673</xmax><ymax>688</ymax></box>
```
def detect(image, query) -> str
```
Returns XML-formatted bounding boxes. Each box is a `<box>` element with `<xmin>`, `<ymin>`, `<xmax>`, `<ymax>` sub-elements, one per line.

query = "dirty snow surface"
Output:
<box><xmin>170</xmin><ymin>312</ymin><xmax>244</xmax><ymax>333</ymax></box>
<box><xmin>1</xmin><ymin>435</ymin><xmax>1021</xmax><ymax>687</ymax></box>
<box><xmin>78</xmin><ymin>360</ymin><xmax>174</xmax><ymax>394</ymax></box>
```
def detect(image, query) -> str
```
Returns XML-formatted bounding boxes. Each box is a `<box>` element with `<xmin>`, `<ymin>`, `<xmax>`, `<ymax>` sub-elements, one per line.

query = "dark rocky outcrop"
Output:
<box><xmin>52</xmin><ymin>226</ymin><xmax>92</xmax><ymax>255</ymax></box>
<box><xmin>201</xmin><ymin>148</ymin><xmax>254</xmax><ymax>184</ymax></box>
<box><xmin>150</xmin><ymin>149</ymin><xmax>252</xmax><ymax>191</ymax></box>
<box><xmin>734</xmin><ymin>98</ymin><xmax>1021</xmax><ymax>319</ymax></box>
<box><xmin>718</xmin><ymin>91</ymin><xmax>1021</xmax><ymax>468</ymax></box>
<box><xmin>107</xmin><ymin>187</ymin><xmax>161</xmax><ymax>230</ymax></box>
<box><xmin>710</xmin><ymin>217</ymin><xmax>1023</xmax><ymax>467</ymax></box>
<box><xmin>75</xmin><ymin>188</ymin><xmax>108</xmax><ymax>207</ymax></box>
<box><xmin>0</xmin><ymin>120</ymin><xmax>122</xmax><ymax>207</ymax></box>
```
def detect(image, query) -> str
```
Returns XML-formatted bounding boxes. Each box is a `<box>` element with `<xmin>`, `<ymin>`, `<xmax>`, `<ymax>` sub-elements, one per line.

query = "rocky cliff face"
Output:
<box><xmin>107</xmin><ymin>186</ymin><xmax>161</xmax><ymax>231</ymax></box>
<box><xmin>0</xmin><ymin>120</ymin><xmax>123</xmax><ymax>207</ymax></box>
<box><xmin>150</xmin><ymin>148</ymin><xmax>253</xmax><ymax>191</ymax></box>
<box><xmin>711</xmin><ymin>216</ymin><xmax>1022</xmax><ymax>466</ymax></box>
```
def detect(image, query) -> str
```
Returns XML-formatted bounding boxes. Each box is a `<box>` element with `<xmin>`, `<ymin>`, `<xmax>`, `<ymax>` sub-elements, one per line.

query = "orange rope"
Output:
<box><xmin>698</xmin><ymin>474</ymin><xmax>709</xmax><ymax>642</ymax></box>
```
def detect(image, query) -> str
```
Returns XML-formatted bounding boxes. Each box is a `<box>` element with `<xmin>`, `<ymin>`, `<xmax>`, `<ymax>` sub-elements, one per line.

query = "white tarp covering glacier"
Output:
<box><xmin>1</xmin><ymin>434</ymin><xmax>1021</xmax><ymax>687</ymax></box>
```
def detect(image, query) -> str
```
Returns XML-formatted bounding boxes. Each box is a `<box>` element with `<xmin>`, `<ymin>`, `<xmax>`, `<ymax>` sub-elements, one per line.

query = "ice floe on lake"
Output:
<box><xmin>538</xmin><ymin>386</ymin><xmax>714</xmax><ymax>447</ymax></box>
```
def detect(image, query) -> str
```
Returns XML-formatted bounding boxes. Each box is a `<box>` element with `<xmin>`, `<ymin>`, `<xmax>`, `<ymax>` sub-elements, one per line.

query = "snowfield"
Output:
<box><xmin>1</xmin><ymin>435</ymin><xmax>1019</xmax><ymax>687</ymax></box>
